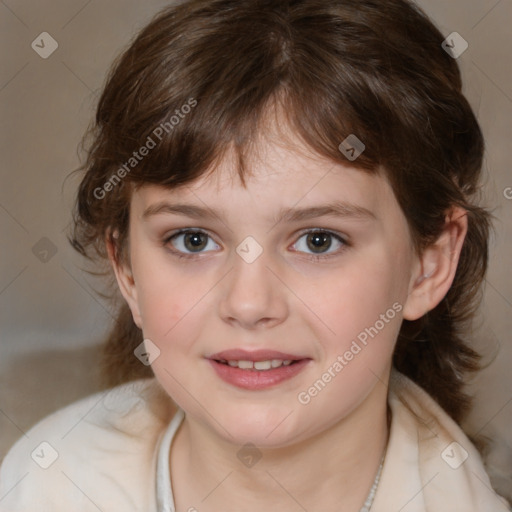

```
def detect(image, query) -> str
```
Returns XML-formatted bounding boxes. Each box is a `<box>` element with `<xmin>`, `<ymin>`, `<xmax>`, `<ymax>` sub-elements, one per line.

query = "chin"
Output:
<box><xmin>205</xmin><ymin>402</ymin><xmax>304</xmax><ymax>448</ymax></box>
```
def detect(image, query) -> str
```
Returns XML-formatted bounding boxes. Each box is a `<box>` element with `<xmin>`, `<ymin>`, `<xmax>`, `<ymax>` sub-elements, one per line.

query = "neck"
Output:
<box><xmin>170</xmin><ymin>382</ymin><xmax>390</xmax><ymax>512</ymax></box>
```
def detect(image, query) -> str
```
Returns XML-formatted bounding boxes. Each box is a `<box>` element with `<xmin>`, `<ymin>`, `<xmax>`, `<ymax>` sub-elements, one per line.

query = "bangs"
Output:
<box><xmin>113</xmin><ymin>87</ymin><xmax>377</xmax><ymax>194</ymax></box>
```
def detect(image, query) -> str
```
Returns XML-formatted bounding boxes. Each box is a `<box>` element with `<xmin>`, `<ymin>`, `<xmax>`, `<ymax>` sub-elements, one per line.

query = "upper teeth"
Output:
<box><xmin>220</xmin><ymin>359</ymin><xmax>293</xmax><ymax>370</ymax></box>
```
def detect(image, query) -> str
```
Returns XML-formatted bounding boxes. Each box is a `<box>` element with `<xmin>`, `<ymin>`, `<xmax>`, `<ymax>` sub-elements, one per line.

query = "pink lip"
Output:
<box><xmin>207</xmin><ymin>349</ymin><xmax>307</xmax><ymax>362</ymax></box>
<box><xmin>208</xmin><ymin>359</ymin><xmax>311</xmax><ymax>390</ymax></box>
<box><xmin>206</xmin><ymin>349</ymin><xmax>312</xmax><ymax>390</ymax></box>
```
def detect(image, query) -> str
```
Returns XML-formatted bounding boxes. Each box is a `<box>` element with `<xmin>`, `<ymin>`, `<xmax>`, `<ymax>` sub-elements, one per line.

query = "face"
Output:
<box><xmin>116</xmin><ymin>134</ymin><xmax>420</xmax><ymax>448</ymax></box>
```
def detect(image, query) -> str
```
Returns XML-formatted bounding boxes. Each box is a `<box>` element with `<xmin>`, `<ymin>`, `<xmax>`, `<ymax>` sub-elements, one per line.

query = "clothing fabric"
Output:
<box><xmin>0</xmin><ymin>369</ymin><xmax>509</xmax><ymax>511</ymax></box>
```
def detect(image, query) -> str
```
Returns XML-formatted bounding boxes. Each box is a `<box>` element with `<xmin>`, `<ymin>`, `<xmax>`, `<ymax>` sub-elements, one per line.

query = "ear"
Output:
<box><xmin>106</xmin><ymin>231</ymin><xmax>143</xmax><ymax>329</ymax></box>
<box><xmin>403</xmin><ymin>206</ymin><xmax>468</xmax><ymax>321</ymax></box>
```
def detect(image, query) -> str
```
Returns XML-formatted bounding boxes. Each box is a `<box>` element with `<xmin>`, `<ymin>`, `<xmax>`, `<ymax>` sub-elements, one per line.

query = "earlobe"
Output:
<box><xmin>403</xmin><ymin>207</ymin><xmax>468</xmax><ymax>321</ymax></box>
<box><xmin>106</xmin><ymin>232</ymin><xmax>143</xmax><ymax>329</ymax></box>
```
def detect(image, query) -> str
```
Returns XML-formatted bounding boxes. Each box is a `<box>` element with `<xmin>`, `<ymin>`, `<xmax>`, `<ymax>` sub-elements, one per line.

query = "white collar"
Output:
<box><xmin>156</xmin><ymin>407</ymin><xmax>185</xmax><ymax>512</ymax></box>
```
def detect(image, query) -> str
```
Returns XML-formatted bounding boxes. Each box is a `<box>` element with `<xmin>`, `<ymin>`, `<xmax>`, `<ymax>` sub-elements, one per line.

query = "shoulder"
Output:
<box><xmin>382</xmin><ymin>369</ymin><xmax>511</xmax><ymax>511</ymax></box>
<box><xmin>0</xmin><ymin>378</ymin><xmax>177</xmax><ymax>512</ymax></box>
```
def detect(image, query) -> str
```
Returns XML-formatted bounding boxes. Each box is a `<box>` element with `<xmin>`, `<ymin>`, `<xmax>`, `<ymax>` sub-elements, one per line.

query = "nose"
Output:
<box><xmin>218</xmin><ymin>246</ymin><xmax>289</xmax><ymax>331</ymax></box>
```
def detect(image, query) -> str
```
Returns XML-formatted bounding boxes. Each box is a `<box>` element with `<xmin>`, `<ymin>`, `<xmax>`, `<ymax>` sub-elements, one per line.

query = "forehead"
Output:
<box><xmin>131</xmin><ymin>135</ymin><xmax>404</xmax><ymax>232</ymax></box>
<box><xmin>132</xmin><ymin>109</ymin><xmax>402</xmax><ymax>221</ymax></box>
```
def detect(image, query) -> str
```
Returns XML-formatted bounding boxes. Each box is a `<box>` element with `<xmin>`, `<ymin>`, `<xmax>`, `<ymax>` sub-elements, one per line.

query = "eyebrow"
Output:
<box><xmin>141</xmin><ymin>200</ymin><xmax>376</xmax><ymax>224</ymax></box>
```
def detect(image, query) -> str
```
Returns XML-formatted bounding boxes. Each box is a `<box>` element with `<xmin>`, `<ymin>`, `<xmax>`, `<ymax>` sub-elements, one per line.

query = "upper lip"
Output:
<box><xmin>207</xmin><ymin>349</ymin><xmax>309</xmax><ymax>362</ymax></box>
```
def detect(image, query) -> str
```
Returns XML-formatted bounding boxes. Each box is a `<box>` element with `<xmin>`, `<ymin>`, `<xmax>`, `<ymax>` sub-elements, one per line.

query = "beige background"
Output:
<box><xmin>1</xmin><ymin>0</ymin><xmax>511</xmax><ymax>500</ymax></box>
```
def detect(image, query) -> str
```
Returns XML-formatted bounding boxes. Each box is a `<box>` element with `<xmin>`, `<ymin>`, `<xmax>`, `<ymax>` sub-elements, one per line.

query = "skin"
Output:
<box><xmin>109</xmin><ymin>124</ymin><xmax>468</xmax><ymax>512</ymax></box>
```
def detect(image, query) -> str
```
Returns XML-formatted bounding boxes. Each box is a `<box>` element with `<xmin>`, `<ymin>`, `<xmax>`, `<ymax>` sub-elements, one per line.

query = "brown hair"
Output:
<box><xmin>70</xmin><ymin>0</ymin><xmax>491</xmax><ymax>425</ymax></box>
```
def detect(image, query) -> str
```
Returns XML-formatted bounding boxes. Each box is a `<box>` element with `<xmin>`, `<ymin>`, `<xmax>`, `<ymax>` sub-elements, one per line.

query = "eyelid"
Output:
<box><xmin>294</xmin><ymin>227</ymin><xmax>348</xmax><ymax>242</ymax></box>
<box><xmin>163</xmin><ymin>227</ymin><xmax>214</xmax><ymax>243</ymax></box>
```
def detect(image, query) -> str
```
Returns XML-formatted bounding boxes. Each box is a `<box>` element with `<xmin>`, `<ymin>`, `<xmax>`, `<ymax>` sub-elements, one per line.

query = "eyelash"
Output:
<box><xmin>162</xmin><ymin>228</ymin><xmax>349</xmax><ymax>262</ymax></box>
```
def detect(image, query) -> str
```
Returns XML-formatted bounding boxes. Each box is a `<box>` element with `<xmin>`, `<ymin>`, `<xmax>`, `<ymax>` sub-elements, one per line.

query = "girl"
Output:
<box><xmin>1</xmin><ymin>0</ymin><xmax>510</xmax><ymax>510</ymax></box>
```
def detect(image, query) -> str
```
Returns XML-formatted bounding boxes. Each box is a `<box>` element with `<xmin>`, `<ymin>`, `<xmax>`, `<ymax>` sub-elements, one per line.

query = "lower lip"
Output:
<box><xmin>208</xmin><ymin>359</ymin><xmax>311</xmax><ymax>390</ymax></box>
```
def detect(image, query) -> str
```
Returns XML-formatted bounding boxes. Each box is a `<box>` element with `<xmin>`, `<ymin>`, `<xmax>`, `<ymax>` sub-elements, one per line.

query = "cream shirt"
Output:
<box><xmin>0</xmin><ymin>369</ymin><xmax>509</xmax><ymax>512</ymax></box>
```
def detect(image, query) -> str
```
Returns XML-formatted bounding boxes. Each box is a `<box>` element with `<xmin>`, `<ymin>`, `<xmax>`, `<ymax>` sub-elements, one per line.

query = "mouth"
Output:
<box><xmin>206</xmin><ymin>349</ymin><xmax>311</xmax><ymax>390</ymax></box>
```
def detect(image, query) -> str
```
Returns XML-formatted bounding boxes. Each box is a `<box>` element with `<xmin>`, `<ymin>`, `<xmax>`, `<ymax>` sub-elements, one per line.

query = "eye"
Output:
<box><xmin>164</xmin><ymin>229</ymin><xmax>220</xmax><ymax>257</ymax></box>
<box><xmin>291</xmin><ymin>230</ymin><xmax>347</xmax><ymax>259</ymax></box>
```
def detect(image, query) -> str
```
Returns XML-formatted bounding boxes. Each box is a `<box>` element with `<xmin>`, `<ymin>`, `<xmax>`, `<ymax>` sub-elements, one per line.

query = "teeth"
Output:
<box><xmin>254</xmin><ymin>360</ymin><xmax>272</xmax><ymax>370</ymax></box>
<box><xmin>220</xmin><ymin>359</ymin><xmax>296</xmax><ymax>370</ymax></box>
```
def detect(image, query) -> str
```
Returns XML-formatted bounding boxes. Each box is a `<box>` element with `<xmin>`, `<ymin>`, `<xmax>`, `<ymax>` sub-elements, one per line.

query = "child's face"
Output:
<box><xmin>118</xmin><ymin>132</ymin><xmax>421</xmax><ymax>447</ymax></box>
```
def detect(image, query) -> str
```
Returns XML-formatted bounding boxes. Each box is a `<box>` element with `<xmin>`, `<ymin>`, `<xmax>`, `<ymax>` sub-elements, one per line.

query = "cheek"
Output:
<box><xmin>138</xmin><ymin>286</ymin><xmax>193</xmax><ymax>343</ymax></box>
<box><xmin>305</xmin><ymin>249</ymin><xmax>407</xmax><ymax>362</ymax></box>
<box><xmin>131</xmin><ymin>256</ymin><xmax>193</xmax><ymax>342</ymax></box>
<box><xmin>316</xmin><ymin>255</ymin><xmax>404</xmax><ymax>323</ymax></box>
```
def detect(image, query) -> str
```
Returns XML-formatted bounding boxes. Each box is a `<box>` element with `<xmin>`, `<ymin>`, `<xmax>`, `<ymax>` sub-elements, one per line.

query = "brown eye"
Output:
<box><xmin>183</xmin><ymin>232</ymin><xmax>208</xmax><ymax>252</ymax></box>
<box><xmin>306</xmin><ymin>232</ymin><xmax>333</xmax><ymax>253</ymax></box>
<box><xmin>292</xmin><ymin>230</ymin><xmax>346</xmax><ymax>258</ymax></box>
<box><xmin>167</xmin><ymin>230</ymin><xmax>219</xmax><ymax>255</ymax></box>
